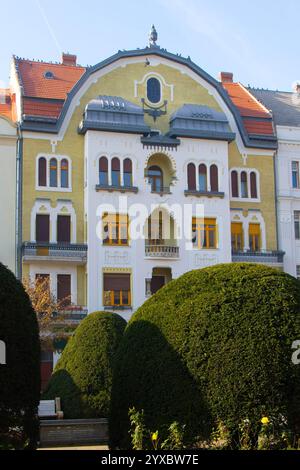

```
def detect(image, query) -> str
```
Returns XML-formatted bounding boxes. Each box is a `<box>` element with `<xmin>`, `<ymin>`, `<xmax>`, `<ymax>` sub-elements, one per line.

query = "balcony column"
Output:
<box><xmin>243</xmin><ymin>220</ymin><xmax>250</xmax><ymax>250</ymax></box>
<box><xmin>108</xmin><ymin>159</ymin><xmax>112</xmax><ymax>186</ymax></box>
<box><xmin>120</xmin><ymin>160</ymin><xmax>124</xmax><ymax>187</ymax></box>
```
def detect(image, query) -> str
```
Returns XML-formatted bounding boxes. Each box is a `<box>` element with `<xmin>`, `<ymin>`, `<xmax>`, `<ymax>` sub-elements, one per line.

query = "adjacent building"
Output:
<box><xmin>0</xmin><ymin>90</ymin><xmax>17</xmax><ymax>273</ymax></box>
<box><xmin>251</xmin><ymin>87</ymin><xmax>300</xmax><ymax>278</ymax></box>
<box><xmin>8</xmin><ymin>28</ymin><xmax>283</xmax><ymax>321</ymax></box>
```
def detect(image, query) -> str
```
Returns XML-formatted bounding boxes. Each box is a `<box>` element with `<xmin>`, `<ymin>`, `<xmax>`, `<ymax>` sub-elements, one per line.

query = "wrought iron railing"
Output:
<box><xmin>232</xmin><ymin>250</ymin><xmax>285</xmax><ymax>264</ymax></box>
<box><xmin>145</xmin><ymin>245</ymin><xmax>179</xmax><ymax>258</ymax></box>
<box><xmin>150</xmin><ymin>187</ymin><xmax>172</xmax><ymax>195</ymax></box>
<box><xmin>22</xmin><ymin>242</ymin><xmax>88</xmax><ymax>262</ymax></box>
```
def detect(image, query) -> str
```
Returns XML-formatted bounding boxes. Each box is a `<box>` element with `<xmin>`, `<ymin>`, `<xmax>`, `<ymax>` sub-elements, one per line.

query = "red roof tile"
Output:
<box><xmin>16</xmin><ymin>59</ymin><xmax>86</xmax><ymax>100</ymax></box>
<box><xmin>223</xmin><ymin>82</ymin><xmax>275</xmax><ymax>136</ymax></box>
<box><xmin>23</xmin><ymin>98</ymin><xmax>64</xmax><ymax>118</ymax></box>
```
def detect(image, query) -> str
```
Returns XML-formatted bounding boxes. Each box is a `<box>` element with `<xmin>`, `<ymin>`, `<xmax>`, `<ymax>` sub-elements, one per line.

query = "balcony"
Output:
<box><xmin>53</xmin><ymin>307</ymin><xmax>88</xmax><ymax>324</ymax></box>
<box><xmin>232</xmin><ymin>250</ymin><xmax>285</xmax><ymax>266</ymax></box>
<box><xmin>145</xmin><ymin>245</ymin><xmax>180</xmax><ymax>259</ymax></box>
<box><xmin>95</xmin><ymin>184</ymin><xmax>138</xmax><ymax>194</ymax></box>
<box><xmin>184</xmin><ymin>189</ymin><xmax>225</xmax><ymax>198</ymax></box>
<box><xmin>151</xmin><ymin>186</ymin><xmax>172</xmax><ymax>196</ymax></box>
<box><xmin>22</xmin><ymin>242</ymin><xmax>88</xmax><ymax>264</ymax></box>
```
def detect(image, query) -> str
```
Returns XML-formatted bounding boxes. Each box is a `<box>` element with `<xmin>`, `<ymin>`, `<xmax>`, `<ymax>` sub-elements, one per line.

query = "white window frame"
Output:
<box><xmin>230</xmin><ymin>168</ymin><xmax>260</xmax><ymax>202</ymax></box>
<box><xmin>36</xmin><ymin>154</ymin><xmax>72</xmax><ymax>192</ymax></box>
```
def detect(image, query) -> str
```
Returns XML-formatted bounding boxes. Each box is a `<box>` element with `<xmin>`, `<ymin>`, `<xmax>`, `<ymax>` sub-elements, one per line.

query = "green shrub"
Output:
<box><xmin>44</xmin><ymin>311</ymin><xmax>126</xmax><ymax>419</ymax></box>
<box><xmin>0</xmin><ymin>263</ymin><xmax>40</xmax><ymax>449</ymax></box>
<box><xmin>110</xmin><ymin>263</ymin><xmax>300</xmax><ymax>449</ymax></box>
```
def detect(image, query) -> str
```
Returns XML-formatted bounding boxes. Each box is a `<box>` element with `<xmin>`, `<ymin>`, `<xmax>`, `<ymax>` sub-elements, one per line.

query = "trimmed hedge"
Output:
<box><xmin>110</xmin><ymin>264</ymin><xmax>300</xmax><ymax>448</ymax></box>
<box><xmin>0</xmin><ymin>263</ymin><xmax>40</xmax><ymax>449</ymax></box>
<box><xmin>44</xmin><ymin>311</ymin><xmax>126</xmax><ymax>419</ymax></box>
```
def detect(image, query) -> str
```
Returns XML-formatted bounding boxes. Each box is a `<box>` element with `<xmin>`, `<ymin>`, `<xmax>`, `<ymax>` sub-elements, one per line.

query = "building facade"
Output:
<box><xmin>7</xmin><ymin>28</ymin><xmax>283</xmax><ymax>321</ymax></box>
<box><xmin>251</xmin><ymin>88</ymin><xmax>300</xmax><ymax>278</ymax></box>
<box><xmin>0</xmin><ymin>90</ymin><xmax>17</xmax><ymax>273</ymax></box>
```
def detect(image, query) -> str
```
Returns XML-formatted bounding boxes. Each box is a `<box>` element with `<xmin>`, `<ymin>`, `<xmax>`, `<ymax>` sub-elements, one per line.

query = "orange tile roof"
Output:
<box><xmin>0</xmin><ymin>89</ymin><xmax>16</xmax><ymax>121</ymax></box>
<box><xmin>16</xmin><ymin>59</ymin><xmax>86</xmax><ymax>100</ymax></box>
<box><xmin>222</xmin><ymin>82</ymin><xmax>275</xmax><ymax>136</ymax></box>
<box><xmin>23</xmin><ymin>97</ymin><xmax>64</xmax><ymax>118</ymax></box>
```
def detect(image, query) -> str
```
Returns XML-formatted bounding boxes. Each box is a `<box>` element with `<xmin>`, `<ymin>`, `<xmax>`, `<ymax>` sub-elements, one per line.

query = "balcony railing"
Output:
<box><xmin>145</xmin><ymin>245</ymin><xmax>180</xmax><ymax>258</ymax></box>
<box><xmin>150</xmin><ymin>187</ymin><xmax>172</xmax><ymax>195</ymax></box>
<box><xmin>53</xmin><ymin>307</ymin><xmax>88</xmax><ymax>324</ymax></box>
<box><xmin>232</xmin><ymin>250</ymin><xmax>285</xmax><ymax>264</ymax></box>
<box><xmin>95</xmin><ymin>184</ymin><xmax>138</xmax><ymax>193</ymax></box>
<box><xmin>22</xmin><ymin>242</ymin><xmax>88</xmax><ymax>263</ymax></box>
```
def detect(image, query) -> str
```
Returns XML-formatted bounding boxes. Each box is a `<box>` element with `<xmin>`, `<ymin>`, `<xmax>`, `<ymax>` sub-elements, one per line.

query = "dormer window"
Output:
<box><xmin>44</xmin><ymin>71</ymin><xmax>54</xmax><ymax>79</ymax></box>
<box><xmin>147</xmin><ymin>77</ymin><xmax>161</xmax><ymax>104</ymax></box>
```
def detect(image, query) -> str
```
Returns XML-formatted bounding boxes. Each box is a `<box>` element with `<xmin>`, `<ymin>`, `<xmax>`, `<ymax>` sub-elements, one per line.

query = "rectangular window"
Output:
<box><xmin>249</xmin><ymin>224</ymin><xmax>261</xmax><ymax>252</ymax></box>
<box><xmin>102</xmin><ymin>214</ymin><xmax>129</xmax><ymax>246</ymax></box>
<box><xmin>231</xmin><ymin>223</ymin><xmax>243</xmax><ymax>251</ymax></box>
<box><xmin>57</xmin><ymin>274</ymin><xmax>71</xmax><ymax>307</ymax></box>
<box><xmin>57</xmin><ymin>215</ymin><xmax>71</xmax><ymax>243</ymax></box>
<box><xmin>103</xmin><ymin>273</ymin><xmax>131</xmax><ymax>307</ymax></box>
<box><xmin>36</xmin><ymin>214</ymin><xmax>50</xmax><ymax>243</ymax></box>
<box><xmin>292</xmin><ymin>161</ymin><xmax>300</xmax><ymax>189</ymax></box>
<box><xmin>192</xmin><ymin>218</ymin><xmax>217</xmax><ymax>249</ymax></box>
<box><xmin>294</xmin><ymin>211</ymin><xmax>300</xmax><ymax>240</ymax></box>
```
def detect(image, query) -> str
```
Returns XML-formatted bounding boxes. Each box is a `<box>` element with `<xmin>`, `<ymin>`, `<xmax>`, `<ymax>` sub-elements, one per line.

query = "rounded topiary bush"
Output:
<box><xmin>110</xmin><ymin>263</ymin><xmax>300</xmax><ymax>449</ymax></box>
<box><xmin>44</xmin><ymin>311</ymin><xmax>126</xmax><ymax>419</ymax></box>
<box><xmin>0</xmin><ymin>263</ymin><xmax>40</xmax><ymax>449</ymax></box>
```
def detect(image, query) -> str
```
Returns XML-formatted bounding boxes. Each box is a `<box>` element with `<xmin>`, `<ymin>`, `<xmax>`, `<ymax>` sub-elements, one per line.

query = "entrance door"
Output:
<box><xmin>151</xmin><ymin>276</ymin><xmax>165</xmax><ymax>295</ymax></box>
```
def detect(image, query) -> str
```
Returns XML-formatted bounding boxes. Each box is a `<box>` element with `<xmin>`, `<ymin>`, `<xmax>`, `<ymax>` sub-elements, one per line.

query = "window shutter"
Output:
<box><xmin>99</xmin><ymin>157</ymin><xmax>108</xmax><ymax>171</ymax></box>
<box><xmin>57</xmin><ymin>215</ymin><xmax>71</xmax><ymax>243</ymax></box>
<box><xmin>231</xmin><ymin>171</ymin><xmax>238</xmax><ymax>197</ymax></box>
<box><xmin>250</xmin><ymin>172</ymin><xmax>258</xmax><ymax>198</ymax></box>
<box><xmin>111</xmin><ymin>158</ymin><xmax>120</xmax><ymax>171</ymax></box>
<box><xmin>36</xmin><ymin>215</ymin><xmax>50</xmax><ymax>243</ymax></box>
<box><xmin>124</xmin><ymin>158</ymin><xmax>132</xmax><ymax>173</ymax></box>
<box><xmin>104</xmin><ymin>274</ymin><xmax>130</xmax><ymax>291</ymax></box>
<box><xmin>210</xmin><ymin>165</ymin><xmax>219</xmax><ymax>192</ymax></box>
<box><xmin>57</xmin><ymin>274</ymin><xmax>71</xmax><ymax>305</ymax></box>
<box><xmin>187</xmin><ymin>163</ymin><xmax>196</xmax><ymax>190</ymax></box>
<box><xmin>38</xmin><ymin>157</ymin><xmax>47</xmax><ymax>187</ymax></box>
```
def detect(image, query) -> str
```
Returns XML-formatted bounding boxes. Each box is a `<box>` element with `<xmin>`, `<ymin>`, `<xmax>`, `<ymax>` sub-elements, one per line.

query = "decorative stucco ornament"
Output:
<box><xmin>149</xmin><ymin>25</ymin><xmax>158</xmax><ymax>47</ymax></box>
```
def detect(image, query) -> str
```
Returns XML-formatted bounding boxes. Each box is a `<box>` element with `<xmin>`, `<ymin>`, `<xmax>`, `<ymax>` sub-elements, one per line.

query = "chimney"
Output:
<box><xmin>62</xmin><ymin>53</ymin><xmax>77</xmax><ymax>66</ymax></box>
<box><xmin>219</xmin><ymin>72</ymin><xmax>234</xmax><ymax>84</ymax></box>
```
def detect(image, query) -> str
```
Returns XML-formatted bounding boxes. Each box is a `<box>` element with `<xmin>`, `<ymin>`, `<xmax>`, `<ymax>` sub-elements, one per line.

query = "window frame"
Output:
<box><xmin>102</xmin><ymin>213</ymin><xmax>129</xmax><ymax>246</ymax></box>
<box><xmin>249</xmin><ymin>223</ymin><xmax>261</xmax><ymax>252</ymax></box>
<box><xmin>146</xmin><ymin>77</ymin><xmax>162</xmax><ymax>105</ymax></box>
<box><xmin>231</xmin><ymin>222</ymin><xmax>244</xmax><ymax>251</ymax></box>
<box><xmin>230</xmin><ymin>168</ymin><xmax>260</xmax><ymax>201</ymax></box>
<box><xmin>292</xmin><ymin>161</ymin><xmax>300</xmax><ymax>189</ymax></box>
<box><xmin>103</xmin><ymin>273</ymin><xmax>131</xmax><ymax>308</ymax></box>
<box><xmin>36</xmin><ymin>154</ymin><xmax>72</xmax><ymax>192</ymax></box>
<box><xmin>192</xmin><ymin>217</ymin><xmax>217</xmax><ymax>250</ymax></box>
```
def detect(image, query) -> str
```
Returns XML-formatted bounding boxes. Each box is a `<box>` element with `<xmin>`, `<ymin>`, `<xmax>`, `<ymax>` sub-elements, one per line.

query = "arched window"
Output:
<box><xmin>241</xmin><ymin>171</ymin><xmax>248</xmax><ymax>198</ymax></box>
<box><xmin>250</xmin><ymin>172</ymin><xmax>258</xmax><ymax>199</ymax></box>
<box><xmin>187</xmin><ymin>163</ymin><xmax>196</xmax><ymax>191</ymax></box>
<box><xmin>148</xmin><ymin>166</ymin><xmax>163</xmax><ymax>193</ymax></box>
<box><xmin>123</xmin><ymin>159</ymin><xmax>133</xmax><ymax>187</ymax></box>
<box><xmin>210</xmin><ymin>165</ymin><xmax>219</xmax><ymax>192</ymax></box>
<box><xmin>99</xmin><ymin>157</ymin><xmax>108</xmax><ymax>186</ymax></box>
<box><xmin>199</xmin><ymin>164</ymin><xmax>207</xmax><ymax>192</ymax></box>
<box><xmin>231</xmin><ymin>170</ymin><xmax>238</xmax><ymax>197</ymax></box>
<box><xmin>50</xmin><ymin>158</ymin><xmax>58</xmax><ymax>188</ymax></box>
<box><xmin>61</xmin><ymin>159</ymin><xmax>69</xmax><ymax>188</ymax></box>
<box><xmin>111</xmin><ymin>158</ymin><xmax>121</xmax><ymax>187</ymax></box>
<box><xmin>38</xmin><ymin>157</ymin><xmax>47</xmax><ymax>187</ymax></box>
<box><xmin>147</xmin><ymin>77</ymin><xmax>161</xmax><ymax>104</ymax></box>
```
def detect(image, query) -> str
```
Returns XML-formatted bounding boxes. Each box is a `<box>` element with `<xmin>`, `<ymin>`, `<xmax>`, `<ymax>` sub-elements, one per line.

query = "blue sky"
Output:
<box><xmin>0</xmin><ymin>0</ymin><xmax>299</xmax><ymax>91</ymax></box>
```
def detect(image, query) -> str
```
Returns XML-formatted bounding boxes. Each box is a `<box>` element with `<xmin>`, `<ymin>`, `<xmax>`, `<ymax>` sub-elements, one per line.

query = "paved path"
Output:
<box><xmin>39</xmin><ymin>445</ymin><xmax>109</xmax><ymax>451</ymax></box>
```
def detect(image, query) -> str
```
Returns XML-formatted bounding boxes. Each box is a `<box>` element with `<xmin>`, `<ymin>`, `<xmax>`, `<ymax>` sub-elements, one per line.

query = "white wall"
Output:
<box><xmin>85</xmin><ymin>131</ymin><xmax>232</xmax><ymax>321</ymax></box>
<box><xmin>276</xmin><ymin>131</ymin><xmax>300</xmax><ymax>277</ymax></box>
<box><xmin>0</xmin><ymin>117</ymin><xmax>17</xmax><ymax>273</ymax></box>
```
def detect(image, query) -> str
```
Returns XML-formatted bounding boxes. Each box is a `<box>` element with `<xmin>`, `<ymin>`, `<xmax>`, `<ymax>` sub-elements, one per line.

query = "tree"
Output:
<box><xmin>109</xmin><ymin>264</ymin><xmax>300</xmax><ymax>449</ymax></box>
<box><xmin>0</xmin><ymin>264</ymin><xmax>40</xmax><ymax>449</ymax></box>
<box><xmin>44</xmin><ymin>312</ymin><xmax>126</xmax><ymax>419</ymax></box>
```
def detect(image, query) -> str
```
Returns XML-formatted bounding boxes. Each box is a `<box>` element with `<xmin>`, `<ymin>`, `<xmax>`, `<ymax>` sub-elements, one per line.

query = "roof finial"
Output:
<box><xmin>149</xmin><ymin>25</ymin><xmax>158</xmax><ymax>47</ymax></box>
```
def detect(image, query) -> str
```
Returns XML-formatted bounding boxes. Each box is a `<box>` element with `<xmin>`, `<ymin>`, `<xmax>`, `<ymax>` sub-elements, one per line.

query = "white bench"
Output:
<box><xmin>38</xmin><ymin>398</ymin><xmax>64</xmax><ymax>420</ymax></box>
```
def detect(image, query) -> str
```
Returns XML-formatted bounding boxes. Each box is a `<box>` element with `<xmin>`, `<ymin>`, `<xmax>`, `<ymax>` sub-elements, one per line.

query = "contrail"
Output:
<box><xmin>34</xmin><ymin>0</ymin><xmax>62</xmax><ymax>55</ymax></box>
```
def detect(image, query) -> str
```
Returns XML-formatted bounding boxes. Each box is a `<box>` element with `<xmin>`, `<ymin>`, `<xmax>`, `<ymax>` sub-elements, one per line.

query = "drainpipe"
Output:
<box><xmin>272</xmin><ymin>119</ymin><xmax>281</xmax><ymax>255</ymax></box>
<box><xmin>15</xmin><ymin>124</ymin><xmax>23</xmax><ymax>279</ymax></box>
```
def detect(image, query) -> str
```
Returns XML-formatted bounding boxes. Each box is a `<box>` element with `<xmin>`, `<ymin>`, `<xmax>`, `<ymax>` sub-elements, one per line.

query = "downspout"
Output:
<box><xmin>15</xmin><ymin>123</ymin><xmax>23</xmax><ymax>279</ymax></box>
